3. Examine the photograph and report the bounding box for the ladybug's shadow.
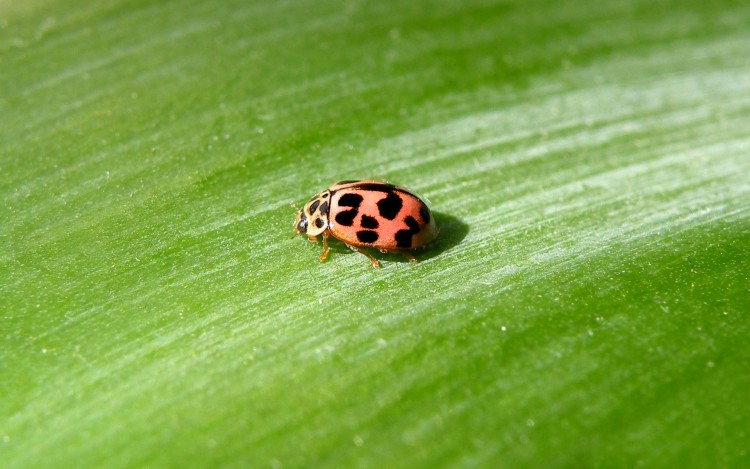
[326,211,469,264]
[417,211,469,261]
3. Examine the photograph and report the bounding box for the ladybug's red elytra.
[293,180,438,268]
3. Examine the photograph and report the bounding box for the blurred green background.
[2,0,749,467]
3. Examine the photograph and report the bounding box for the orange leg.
[399,251,418,263]
[347,244,381,268]
[318,232,330,263]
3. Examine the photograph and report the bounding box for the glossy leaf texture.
[2,0,749,467]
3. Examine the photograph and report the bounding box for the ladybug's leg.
[399,251,418,263]
[346,244,381,268]
[318,231,330,263]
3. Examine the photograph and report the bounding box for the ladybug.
[293,180,438,267]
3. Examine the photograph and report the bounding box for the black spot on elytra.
[339,193,363,208]
[360,215,379,229]
[404,215,420,232]
[334,193,362,227]
[395,216,422,248]
[309,200,320,213]
[335,211,357,226]
[394,231,412,248]
[356,230,379,243]
[419,205,430,224]
[319,201,328,215]
[314,218,324,229]
[377,192,403,220]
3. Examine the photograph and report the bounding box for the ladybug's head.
[293,208,309,235]
[293,190,330,237]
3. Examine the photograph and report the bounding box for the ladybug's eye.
[297,217,308,233]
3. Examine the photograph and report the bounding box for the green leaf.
[2,0,749,467]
